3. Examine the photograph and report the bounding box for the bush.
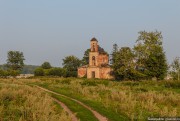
[47,68,67,77]
[34,67,67,77]
[34,67,44,76]
[66,71,77,77]
[0,69,19,78]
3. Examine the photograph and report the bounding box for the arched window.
[92,56,96,66]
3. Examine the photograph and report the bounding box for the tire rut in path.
[52,98,78,121]
[35,85,108,121]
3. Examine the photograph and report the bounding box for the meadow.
[0,78,180,121]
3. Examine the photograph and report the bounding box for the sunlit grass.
[0,78,180,120]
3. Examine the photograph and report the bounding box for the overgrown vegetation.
[22,78,180,121]
[111,30,168,80]
[0,82,72,121]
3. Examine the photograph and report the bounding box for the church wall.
[78,67,87,78]
[99,67,114,79]
[89,52,99,66]
[87,67,100,78]
[97,54,109,66]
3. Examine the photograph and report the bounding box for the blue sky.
[0,0,180,66]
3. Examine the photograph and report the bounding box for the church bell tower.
[89,38,99,67]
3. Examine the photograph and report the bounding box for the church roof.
[90,37,98,42]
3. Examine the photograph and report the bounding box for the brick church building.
[78,38,114,79]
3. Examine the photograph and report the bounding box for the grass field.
[0,78,180,121]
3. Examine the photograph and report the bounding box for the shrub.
[34,67,44,76]
[48,68,67,77]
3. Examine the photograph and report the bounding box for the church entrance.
[92,71,95,78]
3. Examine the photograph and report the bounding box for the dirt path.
[52,98,78,121]
[35,85,108,121]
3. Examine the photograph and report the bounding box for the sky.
[0,0,180,66]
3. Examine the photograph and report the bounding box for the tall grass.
[30,78,180,120]
[1,78,180,120]
[0,83,72,121]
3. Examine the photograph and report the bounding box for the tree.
[34,67,44,76]
[6,51,25,71]
[41,62,52,69]
[82,49,90,65]
[62,55,82,77]
[110,44,118,65]
[134,30,168,80]
[170,57,180,80]
[112,47,145,80]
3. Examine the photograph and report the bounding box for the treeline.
[111,30,180,81]
[1,30,179,80]
[0,51,25,77]
[111,30,167,80]
[0,65,39,74]
[34,56,82,77]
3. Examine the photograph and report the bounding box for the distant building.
[78,38,114,79]
[16,74,34,78]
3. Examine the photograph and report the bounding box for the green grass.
[51,94,99,121]
[2,78,180,120]
[38,83,129,121]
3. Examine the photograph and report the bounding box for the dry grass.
[1,78,180,120]
[0,83,72,121]
[31,78,180,120]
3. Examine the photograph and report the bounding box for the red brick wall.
[99,67,114,79]
[78,67,87,77]
[98,54,109,66]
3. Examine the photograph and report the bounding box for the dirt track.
[35,85,108,121]
[53,98,78,121]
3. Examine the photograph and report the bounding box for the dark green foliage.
[112,47,145,80]
[0,69,19,77]
[145,50,168,80]
[6,51,25,71]
[34,67,67,77]
[82,49,90,65]
[66,71,77,77]
[111,30,167,81]
[62,55,82,77]
[110,43,118,65]
[134,30,168,80]
[47,68,67,77]
[34,67,44,76]
[170,57,180,80]
[41,62,52,69]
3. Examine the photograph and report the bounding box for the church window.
[92,56,96,66]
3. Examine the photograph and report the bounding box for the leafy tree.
[34,67,44,76]
[170,57,180,80]
[134,30,168,80]
[41,62,52,69]
[112,47,145,80]
[62,55,82,77]
[110,44,118,65]
[82,49,90,65]
[6,51,25,71]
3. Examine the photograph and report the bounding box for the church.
[78,38,114,79]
